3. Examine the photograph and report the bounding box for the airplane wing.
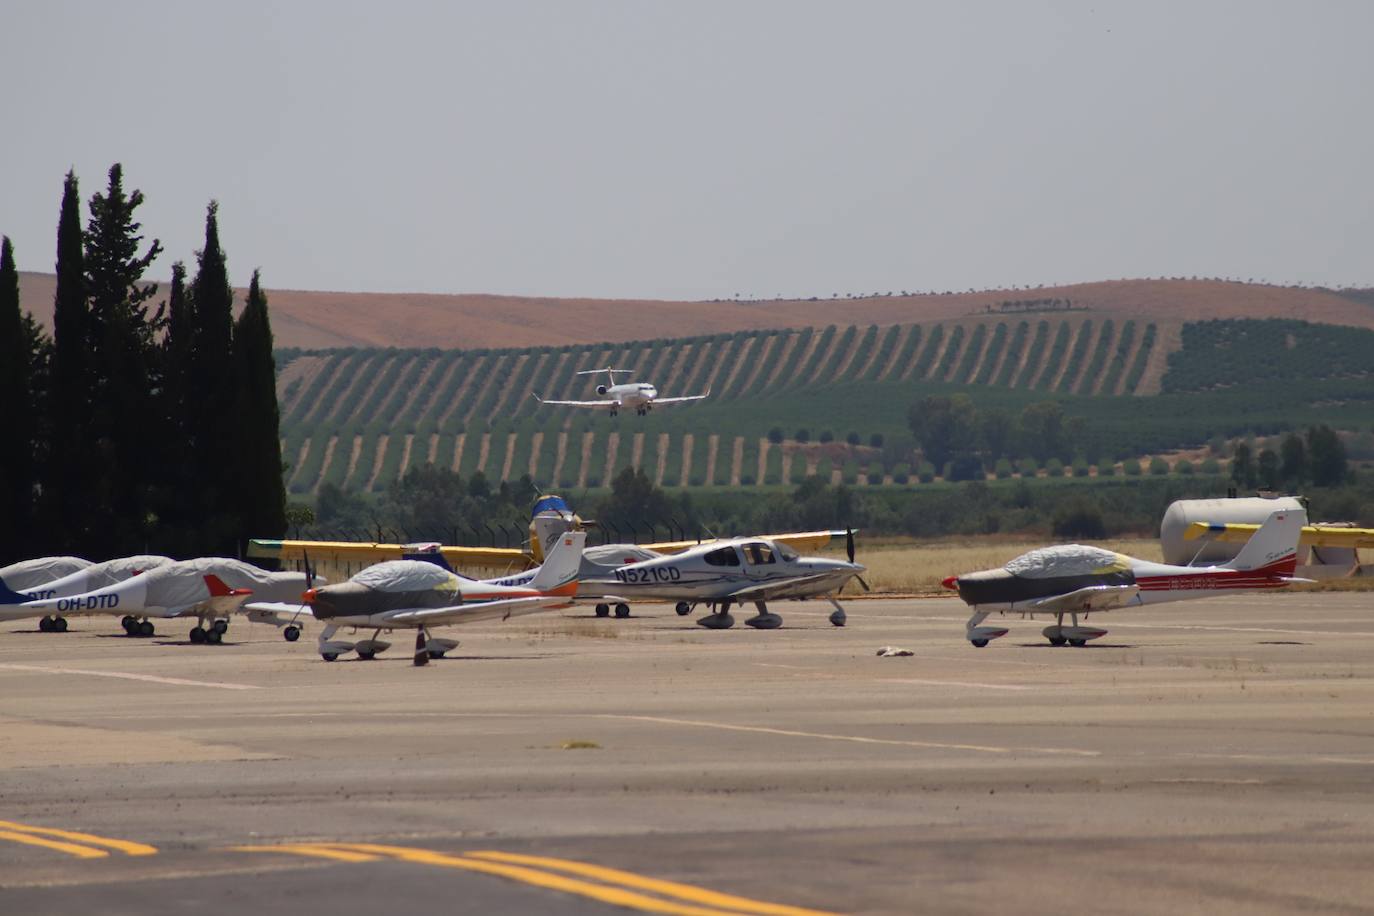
[650,394,709,406]
[247,539,531,571]
[1030,584,1139,613]
[1185,521,1374,549]
[641,529,848,555]
[531,393,618,407]
[382,595,569,626]
[719,573,841,602]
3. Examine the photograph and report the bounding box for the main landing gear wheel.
[675,601,692,617]
[205,629,222,645]
[745,613,782,629]
[613,603,630,619]
[283,625,301,642]
[39,616,54,632]
[1047,635,1067,647]
[594,604,610,618]
[970,638,989,648]
[53,616,68,632]
[122,617,137,635]
[190,626,207,644]
[321,652,339,662]
[1068,638,1087,648]
[138,620,155,638]
[697,612,735,630]
[212,619,229,635]
[357,650,375,661]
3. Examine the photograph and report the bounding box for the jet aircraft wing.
[1030,584,1140,613]
[531,394,618,407]
[649,394,709,405]
[382,595,569,626]
[1185,521,1374,549]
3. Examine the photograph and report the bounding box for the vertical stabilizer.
[530,530,585,596]
[1224,508,1306,573]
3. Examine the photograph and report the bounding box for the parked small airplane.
[250,529,586,665]
[532,367,709,416]
[1,558,319,643]
[0,556,93,594]
[0,555,174,632]
[945,508,1307,647]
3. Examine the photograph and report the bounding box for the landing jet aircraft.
[0,555,173,632]
[2,558,319,643]
[945,508,1307,647]
[532,367,709,416]
[255,530,585,665]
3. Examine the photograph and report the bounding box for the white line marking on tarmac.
[872,678,1030,691]
[0,663,261,690]
[597,714,1100,757]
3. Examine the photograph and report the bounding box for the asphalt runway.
[2,593,1374,915]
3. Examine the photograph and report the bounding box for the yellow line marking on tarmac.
[0,663,261,690]
[598,714,1100,757]
[234,843,382,863]
[0,830,108,859]
[467,850,836,916]
[0,820,157,858]
[240,842,841,916]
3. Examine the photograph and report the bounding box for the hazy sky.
[4,1,1372,300]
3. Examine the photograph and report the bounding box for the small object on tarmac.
[875,646,914,657]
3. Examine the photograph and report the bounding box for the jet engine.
[596,385,608,395]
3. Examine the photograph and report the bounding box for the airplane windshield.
[773,542,800,562]
[703,546,741,567]
[744,543,775,565]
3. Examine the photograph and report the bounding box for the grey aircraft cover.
[1004,545,1127,579]
[0,557,93,591]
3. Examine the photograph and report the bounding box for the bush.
[1017,457,1038,477]
[767,427,784,444]
[870,433,885,448]
[917,462,936,483]
[846,432,861,445]
[1097,462,1116,477]
[841,460,860,485]
[1052,500,1107,539]
[867,460,885,483]
[739,474,756,486]
[1149,457,1170,476]
[795,429,810,443]
[1122,458,1142,476]
[1072,456,1090,477]
[994,458,1014,479]
[819,430,834,443]
[891,463,911,484]
[1200,457,1221,475]
[1044,457,1065,477]
[946,454,985,482]
[1175,458,1195,475]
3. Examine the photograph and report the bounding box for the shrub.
[1149,457,1170,476]
[1200,457,1221,475]
[1122,458,1142,476]
[846,432,861,446]
[819,430,834,443]
[1097,462,1116,477]
[1072,456,1090,477]
[1017,457,1038,477]
[891,462,911,484]
[795,429,810,443]
[994,458,1014,479]
[867,460,885,482]
[767,427,784,444]
[870,433,885,448]
[841,460,860,485]
[739,474,755,486]
[1175,459,1195,475]
[1044,457,1065,477]
[918,462,936,483]
[946,454,985,482]
[1052,500,1107,538]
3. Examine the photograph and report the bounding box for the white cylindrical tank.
[1159,496,1305,566]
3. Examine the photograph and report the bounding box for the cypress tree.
[0,237,44,563]
[233,270,287,544]
[45,170,98,554]
[187,201,239,555]
[82,164,164,557]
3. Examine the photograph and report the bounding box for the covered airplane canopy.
[1005,545,1127,579]
[352,561,455,591]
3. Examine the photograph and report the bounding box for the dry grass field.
[18,272,1374,349]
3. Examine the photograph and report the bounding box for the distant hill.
[16,272,1374,349]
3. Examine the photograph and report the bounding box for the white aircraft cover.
[1005,545,1124,579]
[353,560,455,591]
[135,558,310,608]
[0,556,93,590]
[72,555,174,589]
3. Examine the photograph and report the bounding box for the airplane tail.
[1223,508,1306,575]
[529,529,585,597]
[0,576,31,606]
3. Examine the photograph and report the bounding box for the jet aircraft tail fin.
[1223,508,1306,575]
[529,529,585,597]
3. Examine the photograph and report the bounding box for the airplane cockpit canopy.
[1004,545,1126,579]
[772,541,801,562]
[353,560,455,592]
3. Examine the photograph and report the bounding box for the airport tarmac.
[2,593,1373,915]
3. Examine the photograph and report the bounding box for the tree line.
[0,165,285,564]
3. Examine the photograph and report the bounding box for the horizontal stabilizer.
[204,574,253,598]
[1031,584,1139,613]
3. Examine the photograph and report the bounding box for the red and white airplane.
[945,508,1307,647]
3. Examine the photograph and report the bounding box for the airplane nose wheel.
[675,601,692,616]
[283,625,301,642]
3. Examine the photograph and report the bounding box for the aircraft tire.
[1047,635,1067,646]
[697,612,735,630]
[122,617,137,635]
[212,619,229,635]
[970,639,989,648]
[1068,638,1087,648]
[190,627,207,644]
[594,604,610,618]
[138,620,155,638]
[321,653,338,662]
[38,617,52,633]
[828,609,847,627]
[205,629,222,645]
[614,603,630,618]
[283,626,301,642]
[357,650,375,661]
[745,613,782,630]
[54,616,68,632]
[428,650,446,659]
[675,602,692,617]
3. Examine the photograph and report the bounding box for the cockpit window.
[774,542,800,562]
[744,542,775,565]
[703,546,741,567]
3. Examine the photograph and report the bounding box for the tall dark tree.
[150,261,197,548]
[1279,432,1307,487]
[82,164,163,557]
[186,202,240,555]
[1306,425,1348,488]
[1230,441,1256,490]
[233,270,287,544]
[0,237,48,563]
[45,171,98,554]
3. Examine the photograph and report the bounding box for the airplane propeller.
[845,527,871,592]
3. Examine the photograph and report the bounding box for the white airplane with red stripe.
[945,508,1307,647]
